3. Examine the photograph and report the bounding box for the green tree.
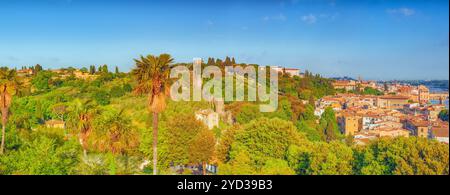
[80,67,88,73]
[31,71,54,91]
[207,58,215,66]
[216,125,240,163]
[93,90,110,105]
[231,57,236,65]
[260,159,295,175]
[189,129,216,175]
[287,141,353,175]
[34,64,43,73]
[353,137,449,175]
[235,104,262,124]
[229,117,307,168]
[300,104,316,121]
[296,120,322,142]
[324,122,337,142]
[89,65,96,74]
[115,66,120,74]
[267,98,293,121]
[438,109,449,122]
[215,59,223,67]
[123,83,132,93]
[132,54,173,175]
[67,99,99,157]
[362,87,383,96]
[110,86,125,98]
[224,56,232,66]
[165,114,206,166]
[219,150,256,175]
[319,107,342,142]
[0,136,81,175]
[89,108,139,155]
[101,64,108,73]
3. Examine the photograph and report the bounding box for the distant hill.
[384,80,449,92]
[329,76,357,81]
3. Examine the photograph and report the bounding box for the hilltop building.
[195,109,219,130]
[17,68,34,76]
[270,66,301,77]
[332,80,357,91]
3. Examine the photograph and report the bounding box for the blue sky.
[0,0,448,80]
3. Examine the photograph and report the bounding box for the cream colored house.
[284,68,300,77]
[376,95,409,109]
[45,119,65,129]
[418,85,430,105]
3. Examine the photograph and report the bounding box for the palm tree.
[68,99,99,157]
[90,108,139,155]
[132,54,173,175]
[0,67,21,154]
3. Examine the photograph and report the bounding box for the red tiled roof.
[379,95,409,100]
[431,127,449,138]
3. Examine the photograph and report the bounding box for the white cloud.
[301,14,317,24]
[262,13,287,22]
[319,13,339,20]
[387,8,415,16]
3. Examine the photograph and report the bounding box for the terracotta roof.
[408,119,430,127]
[431,127,449,138]
[333,80,356,86]
[379,95,409,100]
[17,69,33,73]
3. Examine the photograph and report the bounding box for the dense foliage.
[0,61,448,175]
[439,109,449,122]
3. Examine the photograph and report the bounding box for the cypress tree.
[207,58,215,66]
[224,56,232,66]
[102,64,108,73]
[215,59,223,67]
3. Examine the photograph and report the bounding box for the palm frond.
[131,54,174,113]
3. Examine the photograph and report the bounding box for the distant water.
[430,100,449,109]
[425,84,448,93]
[429,87,449,93]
